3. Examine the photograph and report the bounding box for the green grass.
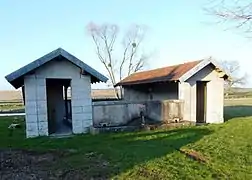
[1,114,252,179]
[224,98,252,121]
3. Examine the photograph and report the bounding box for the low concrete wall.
[92,100,184,127]
[146,100,184,123]
[92,101,145,127]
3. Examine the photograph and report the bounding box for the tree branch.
[86,22,149,99]
[219,60,247,90]
[205,0,252,34]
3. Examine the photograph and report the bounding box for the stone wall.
[146,100,184,123]
[92,101,145,127]
[71,75,93,133]
[24,75,48,138]
[92,100,184,127]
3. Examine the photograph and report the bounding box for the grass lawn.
[1,112,252,179]
[224,98,252,121]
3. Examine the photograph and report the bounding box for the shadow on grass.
[68,127,213,178]
[0,117,213,179]
[224,106,252,121]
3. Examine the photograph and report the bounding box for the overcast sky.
[1,0,252,90]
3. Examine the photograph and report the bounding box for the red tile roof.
[116,60,202,86]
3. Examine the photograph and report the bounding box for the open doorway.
[196,81,208,123]
[46,78,72,135]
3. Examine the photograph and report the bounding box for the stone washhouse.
[5,48,108,138]
[116,58,231,124]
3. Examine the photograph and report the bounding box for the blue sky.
[1,0,252,90]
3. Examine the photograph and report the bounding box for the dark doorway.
[46,78,72,135]
[196,81,207,123]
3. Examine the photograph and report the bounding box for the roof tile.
[116,60,202,86]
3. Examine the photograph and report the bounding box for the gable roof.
[5,48,108,89]
[116,58,230,86]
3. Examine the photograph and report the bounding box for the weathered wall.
[150,82,178,100]
[24,60,92,138]
[146,100,184,122]
[178,82,191,121]
[24,75,48,138]
[123,82,179,101]
[92,101,145,127]
[179,64,224,123]
[92,100,184,127]
[123,87,148,101]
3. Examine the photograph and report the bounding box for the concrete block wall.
[24,75,48,138]
[71,74,92,133]
[24,60,93,137]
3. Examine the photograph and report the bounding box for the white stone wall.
[179,64,224,123]
[24,75,48,138]
[178,82,191,121]
[71,75,92,133]
[24,60,92,138]
[205,75,224,123]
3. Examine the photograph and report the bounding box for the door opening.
[46,78,72,135]
[196,81,207,123]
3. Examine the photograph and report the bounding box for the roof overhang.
[115,78,178,87]
[5,48,108,89]
[178,58,232,82]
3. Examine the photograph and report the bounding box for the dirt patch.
[178,148,209,163]
[0,149,110,180]
[0,149,66,179]
[142,121,195,131]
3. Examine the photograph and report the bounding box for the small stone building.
[5,48,108,138]
[116,58,230,124]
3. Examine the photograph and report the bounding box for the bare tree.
[205,0,252,35]
[86,22,149,98]
[220,60,247,93]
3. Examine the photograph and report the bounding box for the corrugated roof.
[116,60,202,86]
[5,48,108,89]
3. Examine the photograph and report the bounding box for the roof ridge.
[115,59,204,86]
[129,59,203,76]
